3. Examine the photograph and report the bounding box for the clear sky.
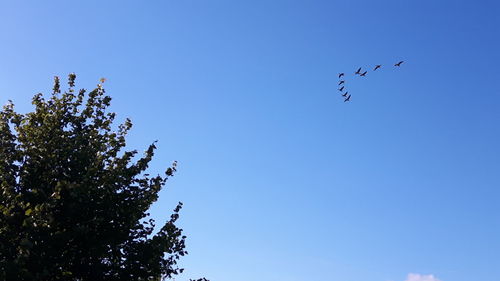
[1,1,499,281]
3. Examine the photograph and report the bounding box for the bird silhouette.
[344,94,351,102]
[360,71,367,76]
[342,92,349,97]
[395,61,404,66]
[355,67,362,75]
[338,86,345,91]
[338,73,345,78]
[338,80,345,85]
[374,65,381,71]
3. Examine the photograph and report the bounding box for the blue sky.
[1,1,499,281]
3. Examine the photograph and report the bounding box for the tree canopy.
[0,74,205,281]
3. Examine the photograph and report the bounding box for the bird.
[374,65,381,71]
[338,80,345,85]
[355,67,362,75]
[344,94,351,102]
[360,71,367,76]
[342,92,349,97]
[338,73,345,78]
[338,86,345,91]
[395,61,404,67]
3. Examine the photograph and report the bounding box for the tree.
[0,74,206,281]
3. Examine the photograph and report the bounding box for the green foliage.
[0,74,202,281]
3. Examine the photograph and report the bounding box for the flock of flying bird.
[337,60,404,102]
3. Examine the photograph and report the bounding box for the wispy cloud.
[406,273,441,281]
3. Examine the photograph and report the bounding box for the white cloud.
[406,273,441,281]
